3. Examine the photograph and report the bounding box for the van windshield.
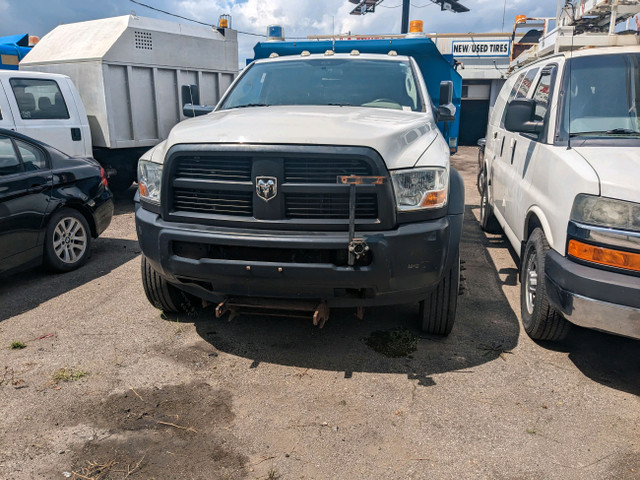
[219,58,423,112]
[559,53,640,139]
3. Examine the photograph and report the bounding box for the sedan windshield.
[219,58,423,112]
[559,53,640,138]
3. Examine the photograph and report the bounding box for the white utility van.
[480,45,640,341]
[0,70,91,157]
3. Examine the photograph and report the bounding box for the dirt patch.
[365,329,418,358]
[65,382,248,479]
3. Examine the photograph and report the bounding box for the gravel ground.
[0,147,638,479]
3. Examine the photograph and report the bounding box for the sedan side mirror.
[436,80,456,122]
[504,98,543,134]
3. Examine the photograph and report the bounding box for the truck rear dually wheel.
[419,251,459,336]
[141,255,197,314]
[520,228,570,341]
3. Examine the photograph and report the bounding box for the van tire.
[419,251,459,336]
[479,179,501,234]
[44,208,92,272]
[520,229,571,341]
[141,255,197,314]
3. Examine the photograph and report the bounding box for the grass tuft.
[10,341,26,350]
[53,367,89,383]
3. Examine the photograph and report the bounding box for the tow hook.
[349,239,370,260]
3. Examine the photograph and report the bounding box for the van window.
[16,140,46,170]
[500,68,538,127]
[0,137,21,176]
[532,72,552,122]
[9,78,70,120]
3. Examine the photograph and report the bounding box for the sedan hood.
[164,105,447,170]
[574,146,640,203]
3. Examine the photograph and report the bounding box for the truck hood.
[164,105,447,170]
[574,146,640,203]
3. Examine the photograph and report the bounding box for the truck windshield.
[559,53,640,139]
[219,58,423,112]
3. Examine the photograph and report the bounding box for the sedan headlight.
[138,159,163,204]
[571,194,640,231]
[391,167,448,211]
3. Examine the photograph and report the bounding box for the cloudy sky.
[1,0,561,63]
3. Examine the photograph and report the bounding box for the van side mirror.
[504,98,543,134]
[181,84,200,107]
[436,80,456,122]
[182,104,215,117]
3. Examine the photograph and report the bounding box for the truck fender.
[448,167,465,216]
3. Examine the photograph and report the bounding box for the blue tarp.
[0,34,32,70]
[252,37,462,152]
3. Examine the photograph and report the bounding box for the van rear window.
[9,78,70,120]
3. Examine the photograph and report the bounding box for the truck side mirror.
[183,104,215,117]
[504,98,543,134]
[181,84,200,107]
[436,81,456,122]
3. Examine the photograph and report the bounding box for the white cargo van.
[479,44,640,341]
[0,70,91,157]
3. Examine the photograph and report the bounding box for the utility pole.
[401,0,410,33]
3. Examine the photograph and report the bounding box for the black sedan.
[0,128,114,276]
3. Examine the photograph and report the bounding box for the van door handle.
[510,140,517,164]
[71,127,82,141]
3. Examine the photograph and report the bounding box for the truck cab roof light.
[269,52,279,58]
[325,50,335,56]
[350,50,360,56]
[301,50,311,57]
[409,20,423,33]
[388,50,398,56]
[267,25,284,41]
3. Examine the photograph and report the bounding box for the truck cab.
[0,70,91,158]
[135,52,465,334]
[480,45,640,341]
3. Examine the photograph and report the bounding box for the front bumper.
[135,204,463,307]
[545,250,640,339]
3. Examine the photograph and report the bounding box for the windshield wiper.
[231,103,270,109]
[326,103,356,107]
[570,128,640,137]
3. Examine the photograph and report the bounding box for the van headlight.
[571,194,640,231]
[391,167,448,211]
[138,159,163,204]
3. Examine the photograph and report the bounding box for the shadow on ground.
[179,203,522,386]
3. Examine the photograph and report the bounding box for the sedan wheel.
[44,208,92,272]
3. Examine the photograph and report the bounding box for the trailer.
[20,15,238,189]
[251,27,462,153]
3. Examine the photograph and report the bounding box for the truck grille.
[285,193,378,219]
[166,147,392,230]
[173,188,253,216]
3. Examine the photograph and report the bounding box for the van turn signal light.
[568,239,640,273]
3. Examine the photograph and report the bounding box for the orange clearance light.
[515,15,527,24]
[420,189,447,208]
[568,240,640,273]
[28,35,39,46]
[409,20,423,33]
[219,18,228,28]
[139,182,149,197]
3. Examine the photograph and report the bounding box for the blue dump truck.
[252,31,462,153]
[0,34,33,70]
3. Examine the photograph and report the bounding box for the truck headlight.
[571,194,640,231]
[391,167,448,211]
[138,159,163,204]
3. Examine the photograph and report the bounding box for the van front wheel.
[520,228,570,341]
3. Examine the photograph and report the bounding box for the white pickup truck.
[479,46,640,341]
[135,52,466,333]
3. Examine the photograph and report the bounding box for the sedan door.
[0,135,52,274]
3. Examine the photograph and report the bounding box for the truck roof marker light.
[388,50,398,56]
[28,35,40,46]
[269,52,279,58]
[301,50,311,57]
[218,14,231,28]
[267,25,285,41]
[568,239,640,273]
[350,50,360,56]
[515,15,527,24]
[325,50,335,56]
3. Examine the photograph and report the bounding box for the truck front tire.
[520,229,570,341]
[419,250,459,336]
[141,255,197,314]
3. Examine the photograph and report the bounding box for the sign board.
[452,40,511,57]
